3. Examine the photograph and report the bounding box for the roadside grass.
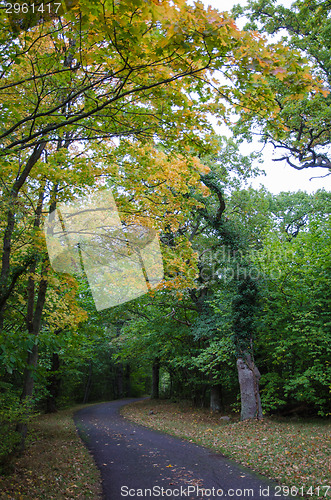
[0,405,102,499]
[122,399,331,500]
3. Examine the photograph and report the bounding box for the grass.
[121,399,331,500]
[0,405,102,499]
[1,399,329,499]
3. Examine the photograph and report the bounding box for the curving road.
[74,399,288,500]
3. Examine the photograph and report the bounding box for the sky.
[195,0,331,194]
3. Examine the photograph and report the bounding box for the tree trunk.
[15,180,48,449]
[193,384,208,408]
[237,353,263,420]
[169,370,173,398]
[116,363,124,399]
[46,353,61,413]
[16,343,39,445]
[124,364,131,397]
[16,278,48,447]
[0,143,46,324]
[151,357,160,399]
[210,384,222,413]
[83,360,92,404]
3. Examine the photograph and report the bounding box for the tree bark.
[151,357,160,399]
[0,143,46,329]
[16,270,48,448]
[169,370,174,398]
[124,364,131,397]
[46,353,61,413]
[16,182,48,448]
[116,363,124,399]
[237,353,263,420]
[210,384,222,413]
[83,360,92,404]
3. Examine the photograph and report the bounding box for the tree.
[224,187,331,415]
[112,151,266,416]
[191,167,264,419]
[251,211,331,415]
[3,0,309,322]
[0,0,324,450]
[235,0,331,174]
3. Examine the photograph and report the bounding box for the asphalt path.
[74,399,289,500]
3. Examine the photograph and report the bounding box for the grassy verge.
[0,405,102,499]
[122,399,331,500]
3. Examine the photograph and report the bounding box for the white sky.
[197,0,331,194]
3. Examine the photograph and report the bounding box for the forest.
[0,0,330,472]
